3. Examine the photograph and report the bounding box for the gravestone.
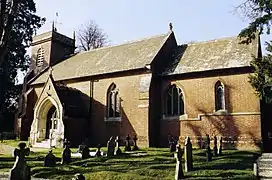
[114,136,122,156]
[95,144,102,157]
[213,136,218,157]
[218,136,223,155]
[169,135,177,152]
[175,144,184,180]
[44,149,56,167]
[107,136,115,157]
[81,146,90,159]
[78,144,85,154]
[205,134,212,162]
[184,136,193,172]
[61,144,72,164]
[125,134,131,151]
[72,173,85,180]
[63,138,69,148]
[132,135,139,151]
[9,142,31,180]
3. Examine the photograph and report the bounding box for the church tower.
[30,26,75,75]
[15,27,76,140]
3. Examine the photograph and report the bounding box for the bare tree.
[0,0,21,69]
[76,20,108,51]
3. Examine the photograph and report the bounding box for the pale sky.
[17,0,270,83]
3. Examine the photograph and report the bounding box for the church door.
[45,106,57,139]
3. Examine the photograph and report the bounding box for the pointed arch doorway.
[30,96,64,148]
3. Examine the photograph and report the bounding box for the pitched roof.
[162,36,259,75]
[30,32,172,85]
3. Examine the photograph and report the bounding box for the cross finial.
[169,22,173,31]
[51,12,61,32]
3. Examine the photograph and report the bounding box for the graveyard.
[0,140,260,180]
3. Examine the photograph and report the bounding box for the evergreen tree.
[0,1,45,131]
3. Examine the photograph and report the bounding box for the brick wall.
[89,72,151,147]
[159,73,262,150]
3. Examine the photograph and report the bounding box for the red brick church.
[15,24,272,152]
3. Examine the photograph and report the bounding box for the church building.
[15,24,271,151]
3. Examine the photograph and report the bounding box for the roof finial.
[73,31,76,41]
[169,22,173,31]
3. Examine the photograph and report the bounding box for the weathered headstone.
[9,142,31,180]
[107,136,115,157]
[132,135,139,151]
[205,134,212,162]
[175,144,184,180]
[72,173,85,180]
[213,136,218,157]
[184,136,193,172]
[95,144,102,157]
[169,135,177,152]
[218,136,223,155]
[114,136,122,156]
[81,146,90,159]
[63,138,69,148]
[125,134,131,151]
[44,149,56,167]
[61,144,72,164]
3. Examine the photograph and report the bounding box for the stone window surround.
[105,83,121,122]
[164,84,185,117]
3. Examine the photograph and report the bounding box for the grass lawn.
[0,141,260,180]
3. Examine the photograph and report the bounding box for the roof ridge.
[77,32,171,55]
[184,35,240,46]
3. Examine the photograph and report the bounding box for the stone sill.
[162,114,188,121]
[213,109,228,115]
[104,117,122,122]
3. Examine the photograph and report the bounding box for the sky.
[17,0,270,83]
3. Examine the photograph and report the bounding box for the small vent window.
[36,48,45,67]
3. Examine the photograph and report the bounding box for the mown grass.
[0,141,260,180]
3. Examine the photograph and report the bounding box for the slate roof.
[163,36,259,75]
[30,32,172,85]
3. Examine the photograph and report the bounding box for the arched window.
[165,84,184,116]
[215,81,225,111]
[107,83,120,118]
[36,48,45,68]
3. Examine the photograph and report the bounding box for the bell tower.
[30,24,75,75]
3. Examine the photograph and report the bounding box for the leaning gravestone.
[125,134,131,151]
[213,136,218,157]
[114,136,122,156]
[95,144,102,157]
[44,149,56,167]
[81,146,90,160]
[9,142,31,180]
[107,136,115,157]
[72,173,85,180]
[184,136,193,172]
[132,135,139,151]
[218,136,223,155]
[175,144,184,180]
[61,144,72,164]
[205,134,212,162]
